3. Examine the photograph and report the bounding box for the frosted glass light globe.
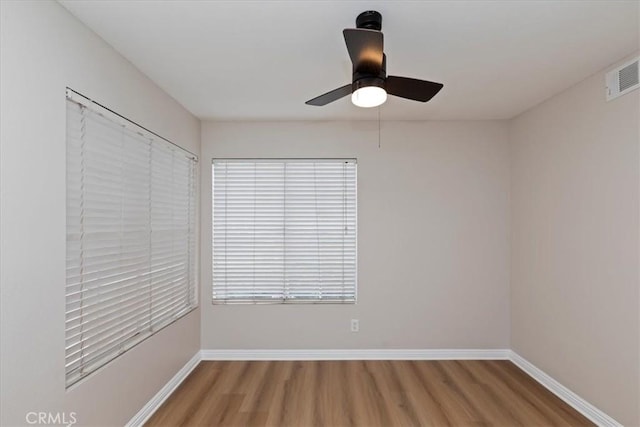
[351,86,387,108]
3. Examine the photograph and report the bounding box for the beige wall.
[510,55,640,426]
[200,120,511,350]
[0,2,200,426]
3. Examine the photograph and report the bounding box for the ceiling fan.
[306,10,443,108]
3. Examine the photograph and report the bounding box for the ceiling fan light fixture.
[351,86,387,108]
[305,11,443,107]
[351,79,387,108]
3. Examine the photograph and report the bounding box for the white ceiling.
[59,1,639,121]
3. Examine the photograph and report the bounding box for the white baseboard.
[200,348,510,360]
[125,351,201,427]
[509,351,622,427]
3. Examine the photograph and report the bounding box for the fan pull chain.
[378,106,381,149]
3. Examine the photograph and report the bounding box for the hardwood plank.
[144,362,221,427]
[145,360,594,427]
[412,360,482,426]
[489,360,592,426]
[346,360,393,426]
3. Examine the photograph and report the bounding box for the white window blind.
[65,91,198,387]
[212,159,357,303]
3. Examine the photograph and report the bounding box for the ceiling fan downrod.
[356,10,382,31]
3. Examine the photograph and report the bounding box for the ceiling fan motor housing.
[356,11,382,31]
[352,76,385,93]
[353,53,387,84]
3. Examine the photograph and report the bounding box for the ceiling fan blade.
[386,76,443,102]
[305,84,352,106]
[343,28,383,74]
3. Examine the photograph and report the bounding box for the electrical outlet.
[350,319,359,333]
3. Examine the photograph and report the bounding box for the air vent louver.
[606,57,640,101]
[618,60,638,91]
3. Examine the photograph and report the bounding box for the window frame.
[211,158,358,304]
[65,88,199,388]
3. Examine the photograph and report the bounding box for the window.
[212,159,357,303]
[65,90,198,387]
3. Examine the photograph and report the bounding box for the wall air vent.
[606,57,639,101]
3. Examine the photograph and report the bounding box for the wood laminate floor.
[145,360,593,427]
